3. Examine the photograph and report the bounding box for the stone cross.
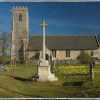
[40,20,48,60]
[32,20,58,81]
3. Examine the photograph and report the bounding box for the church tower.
[11,6,29,61]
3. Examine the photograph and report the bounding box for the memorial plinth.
[33,20,58,81]
[37,59,58,81]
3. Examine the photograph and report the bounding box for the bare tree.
[0,31,10,63]
[1,31,10,56]
[0,17,4,33]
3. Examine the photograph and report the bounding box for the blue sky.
[0,2,100,35]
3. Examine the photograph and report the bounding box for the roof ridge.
[29,34,96,37]
[46,34,95,37]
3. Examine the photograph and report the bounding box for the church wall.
[53,50,98,60]
[27,49,100,61]
[85,50,99,59]
[56,50,80,60]
[55,50,66,60]
[53,50,81,60]
[70,50,80,60]
[27,51,39,59]
[91,49,100,59]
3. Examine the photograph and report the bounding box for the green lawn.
[0,65,100,98]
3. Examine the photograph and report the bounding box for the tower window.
[19,13,22,21]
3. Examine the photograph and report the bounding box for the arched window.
[19,13,22,21]
[66,50,70,57]
[91,50,94,56]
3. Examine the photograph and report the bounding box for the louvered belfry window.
[19,13,22,21]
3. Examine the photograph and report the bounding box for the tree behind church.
[0,31,10,63]
[77,51,92,64]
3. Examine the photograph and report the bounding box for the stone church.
[11,6,100,63]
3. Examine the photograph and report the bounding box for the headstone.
[52,60,55,68]
[33,20,58,81]
[0,65,3,72]
[92,61,95,68]
[90,62,94,81]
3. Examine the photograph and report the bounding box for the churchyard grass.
[0,65,100,98]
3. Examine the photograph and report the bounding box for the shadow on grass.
[9,75,31,82]
[0,86,45,98]
[63,81,84,86]
[1,74,32,82]
[0,74,45,97]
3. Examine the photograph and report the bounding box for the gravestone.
[51,60,55,70]
[0,65,3,72]
[90,62,95,81]
[34,20,58,81]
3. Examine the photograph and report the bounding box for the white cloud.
[87,25,100,29]
[47,19,81,28]
[47,19,64,27]
[30,17,100,31]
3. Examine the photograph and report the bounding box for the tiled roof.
[97,35,100,43]
[27,35,99,51]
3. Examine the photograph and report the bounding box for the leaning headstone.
[90,62,94,81]
[92,61,95,68]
